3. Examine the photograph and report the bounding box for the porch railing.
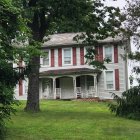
[75,86,96,98]
[86,86,96,98]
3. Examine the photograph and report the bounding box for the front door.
[60,77,74,99]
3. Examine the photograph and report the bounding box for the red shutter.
[114,45,118,63]
[51,49,54,67]
[99,46,103,62]
[58,48,62,66]
[115,69,120,90]
[95,46,103,62]
[95,47,99,61]
[73,47,77,65]
[80,47,84,65]
[19,79,23,96]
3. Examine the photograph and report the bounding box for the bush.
[108,86,140,120]
[0,83,18,139]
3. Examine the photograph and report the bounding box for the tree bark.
[24,0,46,112]
[24,56,40,112]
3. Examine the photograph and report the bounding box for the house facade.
[14,33,130,100]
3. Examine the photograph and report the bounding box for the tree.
[109,86,140,120]
[123,0,140,84]
[21,0,122,112]
[108,0,140,120]
[0,0,26,139]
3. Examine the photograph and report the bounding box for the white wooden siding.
[98,46,127,99]
[16,44,128,100]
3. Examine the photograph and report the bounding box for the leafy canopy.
[20,0,123,112]
[0,0,26,139]
[21,0,122,67]
[123,0,140,85]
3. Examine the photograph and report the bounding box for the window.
[87,76,94,89]
[105,71,114,90]
[104,46,113,62]
[85,46,94,64]
[43,51,50,66]
[63,48,72,65]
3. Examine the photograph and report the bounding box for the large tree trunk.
[24,56,40,112]
[24,0,47,112]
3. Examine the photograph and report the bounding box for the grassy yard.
[6,100,140,140]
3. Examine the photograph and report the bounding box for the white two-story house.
[14,33,130,100]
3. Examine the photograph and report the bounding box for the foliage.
[84,47,111,70]
[109,86,140,120]
[123,0,140,84]
[0,0,25,139]
[113,0,140,120]
[21,0,123,112]
[0,84,19,139]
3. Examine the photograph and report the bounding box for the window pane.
[43,58,49,65]
[86,76,94,89]
[107,84,113,89]
[106,71,113,89]
[43,52,49,65]
[105,47,112,61]
[64,57,71,64]
[64,48,71,64]
[64,49,71,57]
[106,72,113,81]
[85,47,93,63]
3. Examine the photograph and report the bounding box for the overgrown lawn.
[6,100,140,140]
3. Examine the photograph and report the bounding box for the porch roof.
[40,68,101,76]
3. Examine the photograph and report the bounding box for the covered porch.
[39,68,101,99]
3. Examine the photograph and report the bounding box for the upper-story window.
[84,46,94,64]
[63,48,72,65]
[105,70,114,90]
[42,50,50,66]
[104,46,114,62]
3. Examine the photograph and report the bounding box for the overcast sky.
[104,0,126,10]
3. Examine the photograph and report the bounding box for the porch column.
[73,76,77,98]
[94,74,98,97]
[53,77,56,99]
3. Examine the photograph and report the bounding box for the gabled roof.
[43,33,125,47]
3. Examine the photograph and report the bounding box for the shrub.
[0,83,18,139]
[108,86,140,120]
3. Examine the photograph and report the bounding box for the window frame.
[103,45,114,63]
[62,47,73,66]
[104,70,115,90]
[41,50,51,67]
